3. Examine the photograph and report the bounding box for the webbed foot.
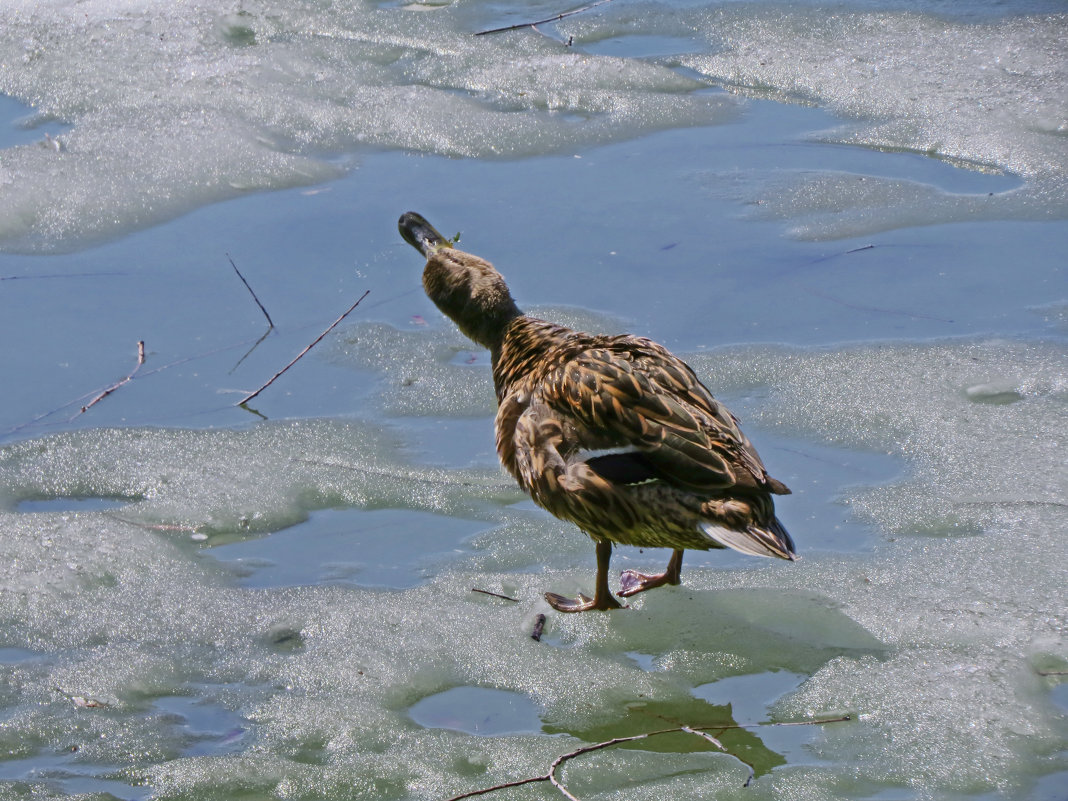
[617,569,680,597]
[617,549,684,598]
[544,591,623,613]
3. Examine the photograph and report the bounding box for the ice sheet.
[0,1,1063,798]
[1,334,1063,798]
[674,7,1068,238]
[0,0,735,252]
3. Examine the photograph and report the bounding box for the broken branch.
[443,714,851,800]
[446,775,547,799]
[471,588,519,603]
[0,271,124,281]
[549,732,651,800]
[237,290,369,406]
[74,341,146,417]
[227,253,275,329]
[474,0,615,36]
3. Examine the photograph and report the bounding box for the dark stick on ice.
[471,588,519,603]
[474,0,615,36]
[0,271,125,281]
[810,243,877,264]
[445,775,548,799]
[5,335,270,437]
[442,715,852,800]
[530,613,546,641]
[237,290,370,406]
[75,341,146,417]
[227,253,275,329]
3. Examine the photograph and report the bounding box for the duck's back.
[491,316,790,550]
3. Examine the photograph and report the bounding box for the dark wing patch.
[539,336,786,494]
[585,451,659,485]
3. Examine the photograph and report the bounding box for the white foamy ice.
[0,334,1064,797]
[3,2,1061,251]
[0,1,734,252]
[688,338,1067,794]
[677,8,1068,238]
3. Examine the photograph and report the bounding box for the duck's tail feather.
[698,516,797,561]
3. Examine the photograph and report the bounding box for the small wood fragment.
[76,341,146,416]
[474,0,615,36]
[531,613,546,641]
[53,687,109,708]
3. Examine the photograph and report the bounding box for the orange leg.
[545,540,624,612]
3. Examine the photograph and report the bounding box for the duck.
[398,211,796,612]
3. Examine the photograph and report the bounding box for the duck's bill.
[398,211,450,256]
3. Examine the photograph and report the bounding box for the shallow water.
[0,1,1065,799]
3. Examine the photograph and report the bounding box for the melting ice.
[2,1,1064,251]
[0,0,733,252]
[0,1,1065,800]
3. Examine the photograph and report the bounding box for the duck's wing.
[540,337,788,495]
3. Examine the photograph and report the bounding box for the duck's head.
[398,212,521,349]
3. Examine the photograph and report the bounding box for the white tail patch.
[698,521,794,560]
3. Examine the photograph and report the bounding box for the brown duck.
[399,212,796,612]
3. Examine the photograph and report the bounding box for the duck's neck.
[491,316,572,401]
[448,304,518,353]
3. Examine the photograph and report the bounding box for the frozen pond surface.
[0,1,1065,799]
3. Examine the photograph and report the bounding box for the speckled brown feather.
[493,317,793,553]
[398,211,796,610]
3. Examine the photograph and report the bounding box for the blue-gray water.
[0,1,1064,799]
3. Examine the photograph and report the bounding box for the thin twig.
[237,290,369,406]
[549,733,651,799]
[689,725,755,786]
[227,253,274,329]
[446,775,548,800]
[471,588,519,603]
[681,725,726,751]
[4,335,273,437]
[443,715,851,800]
[0,271,125,281]
[653,714,755,782]
[74,341,146,417]
[474,0,615,36]
[809,243,877,264]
